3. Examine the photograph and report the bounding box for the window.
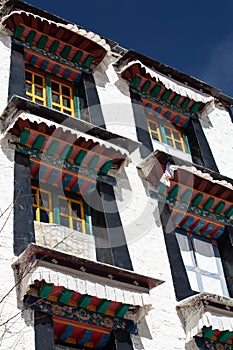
[25,70,46,105]
[147,118,188,152]
[32,186,86,233]
[59,196,86,233]
[25,68,76,117]
[176,231,229,297]
[32,187,53,223]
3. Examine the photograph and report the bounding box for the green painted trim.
[46,73,52,108]
[141,80,151,94]
[13,38,92,74]
[161,89,172,102]
[75,149,87,165]
[52,191,60,224]
[74,85,81,119]
[58,289,74,304]
[14,24,25,39]
[160,124,167,144]
[61,45,72,59]
[191,193,203,206]
[20,129,30,144]
[171,94,181,106]
[50,40,59,53]
[214,201,225,214]
[150,84,162,98]
[96,300,111,314]
[203,197,215,211]
[32,134,45,151]
[26,30,36,44]
[190,102,201,113]
[183,134,191,154]
[47,140,60,155]
[37,35,48,49]
[39,283,53,298]
[168,184,180,199]
[78,295,92,308]
[217,330,233,343]
[115,304,130,318]
[60,145,73,161]
[100,160,113,175]
[83,55,94,68]
[88,155,100,169]
[181,98,191,109]
[225,205,233,219]
[180,189,192,203]
[131,75,142,89]
[72,50,83,63]
[203,327,216,339]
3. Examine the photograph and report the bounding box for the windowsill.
[34,221,96,261]
[151,140,192,162]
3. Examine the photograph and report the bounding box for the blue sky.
[26,0,233,97]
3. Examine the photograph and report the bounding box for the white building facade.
[0,1,233,350]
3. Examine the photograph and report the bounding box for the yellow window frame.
[147,119,162,142]
[25,69,46,106]
[163,125,186,152]
[50,79,75,116]
[32,186,53,223]
[58,196,86,233]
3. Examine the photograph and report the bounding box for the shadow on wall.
[132,316,153,349]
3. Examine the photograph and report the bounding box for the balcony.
[34,221,96,261]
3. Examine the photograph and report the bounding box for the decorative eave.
[1,95,140,155]
[116,50,233,108]
[177,292,233,344]
[1,96,140,192]
[12,244,163,347]
[138,151,233,239]
[120,60,213,107]
[12,243,163,325]
[1,10,111,65]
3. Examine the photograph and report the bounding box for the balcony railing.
[34,222,96,261]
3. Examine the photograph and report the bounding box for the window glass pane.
[149,121,158,132]
[26,83,32,94]
[166,138,173,147]
[62,85,70,96]
[71,201,81,219]
[35,75,43,86]
[176,232,194,266]
[60,216,69,228]
[192,238,219,274]
[62,97,71,108]
[32,188,37,205]
[39,191,49,209]
[174,141,183,151]
[52,93,60,104]
[173,130,180,140]
[59,198,69,214]
[73,220,82,232]
[164,127,172,137]
[40,209,49,223]
[201,275,223,296]
[25,71,32,81]
[35,87,43,97]
[51,82,59,92]
[33,207,36,221]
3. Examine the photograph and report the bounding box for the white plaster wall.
[200,103,233,178]
[114,161,186,349]
[0,138,35,350]
[94,62,138,142]
[95,62,186,348]
[0,31,11,116]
